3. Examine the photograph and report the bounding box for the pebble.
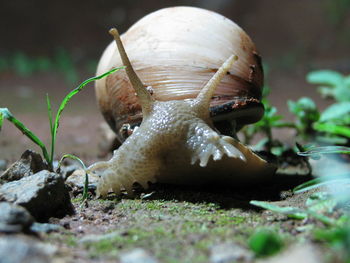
[65,169,99,193]
[210,242,253,263]
[0,150,47,182]
[0,170,74,222]
[30,222,63,233]
[120,248,158,263]
[258,243,323,263]
[0,236,55,263]
[0,202,34,234]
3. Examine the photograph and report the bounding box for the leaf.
[57,154,89,204]
[307,70,343,87]
[250,200,307,219]
[46,94,53,134]
[306,192,337,213]
[315,135,348,145]
[313,122,350,138]
[293,173,350,193]
[50,67,125,164]
[0,111,3,131]
[297,145,350,158]
[320,102,350,122]
[0,108,50,165]
[248,229,283,257]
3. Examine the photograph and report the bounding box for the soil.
[0,72,345,262]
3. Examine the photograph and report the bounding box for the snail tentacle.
[109,28,154,115]
[193,55,238,114]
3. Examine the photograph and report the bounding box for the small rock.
[120,248,158,263]
[65,169,99,194]
[0,159,7,171]
[0,202,34,233]
[258,243,323,263]
[53,159,81,180]
[0,170,74,222]
[210,242,253,263]
[0,236,55,263]
[1,150,48,182]
[30,222,63,233]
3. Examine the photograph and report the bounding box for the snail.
[88,7,276,197]
[95,6,264,142]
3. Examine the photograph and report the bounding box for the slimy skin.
[87,28,275,197]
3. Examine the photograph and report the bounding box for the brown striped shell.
[95,6,264,142]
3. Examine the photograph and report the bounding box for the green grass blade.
[293,173,350,193]
[298,146,350,158]
[313,122,350,138]
[0,111,3,131]
[46,94,53,134]
[57,154,89,203]
[0,108,50,166]
[50,67,124,164]
[250,200,307,219]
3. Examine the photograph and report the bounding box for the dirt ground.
[0,71,344,262]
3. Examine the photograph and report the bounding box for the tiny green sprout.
[0,111,4,131]
[248,229,283,257]
[57,154,89,204]
[288,97,320,139]
[0,67,124,171]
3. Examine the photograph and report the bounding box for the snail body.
[88,21,275,196]
[96,6,264,142]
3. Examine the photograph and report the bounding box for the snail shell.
[96,6,264,142]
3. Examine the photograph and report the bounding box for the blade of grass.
[293,172,350,193]
[46,93,53,134]
[250,200,336,226]
[0,108,50,167]
[313,122,350,138]
[298,146,350,159]
[294,178,350,193]
[57,154,89,203]
[50,67,124,164]
[0,111,3,131]
[250,200,307,219]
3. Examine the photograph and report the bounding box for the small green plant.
[287,97,320,139]
[241,85,293,153]
[57,154,89,204]
[0,67,123,171]
[313,219,350,263]
[248,229,284,257]
[276,69,350,145]
[307,70,350,102]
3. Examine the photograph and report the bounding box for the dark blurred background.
[1,0,349,69]
[0,0,349,160]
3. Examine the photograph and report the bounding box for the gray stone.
[0,236,55,263]
[210,242,253,263]
[0,170,74,222]
[258,243,323,263]
[1,150,48,182]
[65,169,99,193]
[30,222,63,233]
[0,202,34,233]
[120,248,158,263]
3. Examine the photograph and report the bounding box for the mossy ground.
[43,180,334,263]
